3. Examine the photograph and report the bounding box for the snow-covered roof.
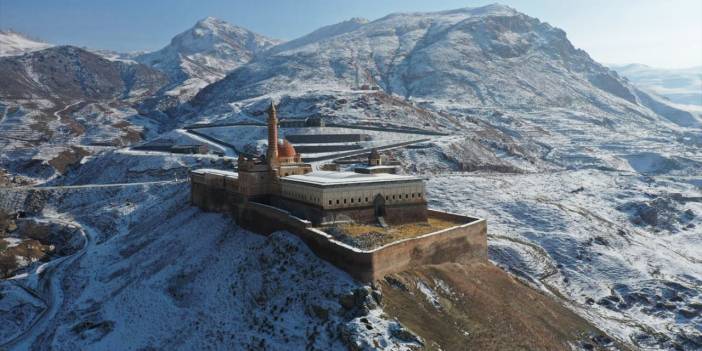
[357,165,397,170]
[281,171,420,186]
[191,168,238,178]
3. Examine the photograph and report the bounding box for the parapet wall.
[190,170,487,282]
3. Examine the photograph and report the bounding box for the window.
[392,195,395,200]
[365,197,368,202]
[329,200,332,205]
[344,199,347,204]
[385,196,388,200]
[411,193,415,198]
[406,194,409,199]
[351,198,354,203]
[337,200,340,204]
[358,198,361,203]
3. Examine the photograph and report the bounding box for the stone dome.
[278,139,297,157]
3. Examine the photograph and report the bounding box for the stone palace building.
[193,102,428,226]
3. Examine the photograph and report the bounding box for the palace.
[189,101,487,282]
[226,102,427,225]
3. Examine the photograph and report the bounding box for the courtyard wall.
[191,170,487,282]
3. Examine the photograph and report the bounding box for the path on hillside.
[0,218,94,349]
[7,179,187,191]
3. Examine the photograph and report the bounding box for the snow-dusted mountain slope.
[0,46,167,102]
[136,17,280,99]
[611,63,702,112]
[192,4,698,128]
[267,17,369,55]
[2,4,701,350]
[0,46,171,180]
[0,31,52,57]
[0,182,424,350]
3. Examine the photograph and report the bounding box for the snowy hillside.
[1,3,701,350]
[0,31,52,57]
[136,17,280,99]
[611,63,702,114]
[192,4,697,129]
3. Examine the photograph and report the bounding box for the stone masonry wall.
[190,172,487,282]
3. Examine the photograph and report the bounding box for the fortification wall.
[190,171,487,282]
[369,214,487,281]
[270,196,427,225]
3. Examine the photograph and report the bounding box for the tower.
[266,101,279,168]
[368,148,381,166]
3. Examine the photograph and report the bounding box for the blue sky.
[1,0,700,68]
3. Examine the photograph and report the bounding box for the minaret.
[266,101,279,168]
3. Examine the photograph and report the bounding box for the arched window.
[329,200,332,205]
[337,199,340,204]
[344,199,347,204]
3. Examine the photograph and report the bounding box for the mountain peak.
[0,30,52,57]
[194,16,233,31]
[135,17,280,99]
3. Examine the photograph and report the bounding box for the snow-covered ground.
[0,182,421,350]
[426,169,701,349]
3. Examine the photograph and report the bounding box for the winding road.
[1,219,93,349]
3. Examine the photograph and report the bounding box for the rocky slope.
[0,46,167,102]
[0,46,170,179]
[136,17,280,99]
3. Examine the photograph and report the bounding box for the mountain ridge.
[135,16,281,99]
[190,4,698,128]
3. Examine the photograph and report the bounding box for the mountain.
[267,17,368,55]
[193,4,698,127]
[1,5,701,350]
[0,31,52,57]
[610,63,702,112]
[136,17,280,99]
[0,46,167,102]
[0,46,169,172]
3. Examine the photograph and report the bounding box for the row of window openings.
[328,193,422,206]
[285,191,319,203]
[284,191,423,204]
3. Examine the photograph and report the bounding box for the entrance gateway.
[373,193,385,218]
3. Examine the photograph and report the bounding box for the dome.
[278,139,297,157]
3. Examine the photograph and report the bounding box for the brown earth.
[379,262,621,351]
[322,217,461,249]
[48,146,90,174]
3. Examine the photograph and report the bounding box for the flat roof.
[191,168,238,178]
[356,165,397,170]
[281,171,421,186]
